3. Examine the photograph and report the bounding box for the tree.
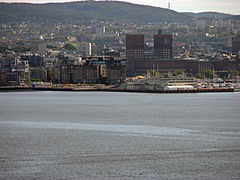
[172,69,184,76]
[63,43,77,50]
[50,70,55,83]
[228,70,240,79]
[149,70,160,77]
[229,70,239,77]
[0,45,9,53]
[203,69,216,79]
[47,45,58,50]
[163,73,169,78]
[195,73,202,79]
[11,46,31,53]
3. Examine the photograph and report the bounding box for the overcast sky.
[0,0,239,15]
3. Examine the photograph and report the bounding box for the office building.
[154,34,173,59]
[126,34,144,76]
[126,32,239,76]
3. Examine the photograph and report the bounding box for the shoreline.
[0,86,235,93]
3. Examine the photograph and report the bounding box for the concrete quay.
[0,86,235,93]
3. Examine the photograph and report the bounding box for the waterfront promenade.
[0,86,234,93]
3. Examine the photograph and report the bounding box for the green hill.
[0,1,192,24]
[183,12,233,19]
[227,15,240,20]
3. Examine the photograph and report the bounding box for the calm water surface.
[0,91,240,179]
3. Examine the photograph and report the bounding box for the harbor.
[0,85,235,93]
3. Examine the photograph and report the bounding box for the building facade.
[60,57,125,85]
[126,34,144,76]
[154,34,173,59]
[77,42,92,56]
[126,33,239,77]
[134,59,240,76]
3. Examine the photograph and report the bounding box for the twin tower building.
[126,30,173,76]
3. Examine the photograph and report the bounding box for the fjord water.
[0,91,240,179]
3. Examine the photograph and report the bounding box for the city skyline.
[0,0,240,15]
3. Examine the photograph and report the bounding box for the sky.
[0,0,239,15]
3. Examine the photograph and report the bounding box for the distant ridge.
[227,15,240,20]
[0,1,192,24]
[183,12,233,19]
